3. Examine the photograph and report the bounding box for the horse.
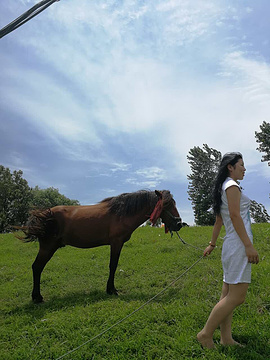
[20,189,182,303]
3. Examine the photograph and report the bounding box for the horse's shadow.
[6,287,181,320]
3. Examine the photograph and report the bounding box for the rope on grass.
[175,231,204,251]
[56,253,205,360]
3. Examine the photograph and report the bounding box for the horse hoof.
[32,295,44,303]
[107,288,119,296]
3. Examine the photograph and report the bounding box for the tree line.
[0,122,269,232]
[187,121,270,225]
[0,166,79,233]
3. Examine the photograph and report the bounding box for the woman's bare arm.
[226,186,259,264]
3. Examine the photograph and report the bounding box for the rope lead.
[56,249,204,360]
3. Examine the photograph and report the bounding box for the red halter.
[149,198,163,225]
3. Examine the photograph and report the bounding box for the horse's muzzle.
[169,217,182,232]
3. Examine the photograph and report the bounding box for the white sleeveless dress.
[220,177,253,284]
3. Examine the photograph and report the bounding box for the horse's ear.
[155,190,162,198]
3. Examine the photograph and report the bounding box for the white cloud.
[135,167,166,181]
[101,188,117,195]
[124,166,167,188]
[125,178,159,189]
[110,163,132,172]
[220,51,270,105]
[1,66,99,142]
[246,7,253,14]
[1,0,270,222]
[2,1,243,144]
[156,0,222,46]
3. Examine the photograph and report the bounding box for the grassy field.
[0,224,269,360]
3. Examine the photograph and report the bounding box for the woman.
[197,152,259,349]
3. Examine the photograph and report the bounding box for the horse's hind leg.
[32,241,59,303]
[107,240,124,295]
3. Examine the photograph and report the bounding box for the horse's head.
[150,190,182,232]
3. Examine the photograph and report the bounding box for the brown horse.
[21,189,182,303]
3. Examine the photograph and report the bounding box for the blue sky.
[0,0,269,225]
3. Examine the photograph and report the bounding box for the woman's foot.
[220,339,245,347]
[197,331,215,349]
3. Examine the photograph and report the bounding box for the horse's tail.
[17,209,58,242]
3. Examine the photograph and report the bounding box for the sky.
[0,0,269,225]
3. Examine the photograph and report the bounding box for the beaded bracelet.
[209,242,216,247]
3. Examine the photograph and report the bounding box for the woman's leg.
[197,283,249,348]
[219,282,234,344]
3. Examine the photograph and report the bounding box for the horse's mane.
[100,190,173,216]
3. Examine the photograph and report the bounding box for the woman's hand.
[245,244,259,264]
[204,245,215,257]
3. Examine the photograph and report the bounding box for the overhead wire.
[0,0,60,39]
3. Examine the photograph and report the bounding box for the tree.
[255,121,270,165]
[0,166,32,232]
[250,200,270,223]
[31,186,79,208]
[0,165,80,232]
[187,144,222,226]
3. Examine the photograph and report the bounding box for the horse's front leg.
[106,240,124,295]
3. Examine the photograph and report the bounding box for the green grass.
[0,224,269,359]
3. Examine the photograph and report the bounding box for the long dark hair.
[213,152,243,215]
